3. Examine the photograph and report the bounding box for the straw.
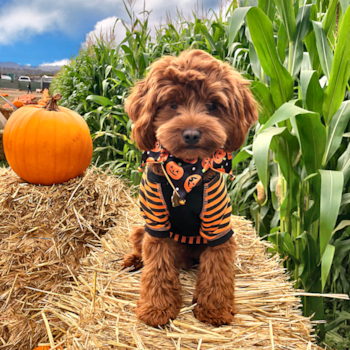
[0,165,332,349]
[44,215,325,349]
[0,165,138,349]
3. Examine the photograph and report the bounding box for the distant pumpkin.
[12,100,24,108]
[4,93,93,185]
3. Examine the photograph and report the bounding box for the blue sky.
[0,0,220,67]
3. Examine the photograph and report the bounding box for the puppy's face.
[125,50,258,159]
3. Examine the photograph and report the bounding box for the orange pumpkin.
[184,174,201,192]
[166,161,184,180]
[12,100,24,108]
[4,93,93,185]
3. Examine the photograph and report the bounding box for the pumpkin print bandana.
[138,142,234,206]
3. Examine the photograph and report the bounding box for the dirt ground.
[0,88,43,105]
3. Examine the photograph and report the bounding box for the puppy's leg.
[193,237,236,326]
[122,226,145,271]
[136,234,182,327]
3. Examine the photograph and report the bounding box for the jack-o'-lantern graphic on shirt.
[166,161,184,180]
[202,158,213,171]
[213,149,226,164]
[139,143,234,203]
[184,174,201,192]
[158,149,169,162]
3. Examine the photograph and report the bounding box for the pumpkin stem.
[45,93,62,112]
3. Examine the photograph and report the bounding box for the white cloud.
[39,59,70,67]
[83,16,126,47]
[0,0,219,46]
[0,0,123,45]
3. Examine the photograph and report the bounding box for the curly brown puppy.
[123,49,258,327]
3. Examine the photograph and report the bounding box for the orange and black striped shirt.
[139,168,233,246]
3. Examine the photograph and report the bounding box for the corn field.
[50,0,350,347]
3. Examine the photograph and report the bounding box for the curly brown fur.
[136,234,182,327]
[122,226,145,271]
[193,237,236,326]
[124,49,258,327]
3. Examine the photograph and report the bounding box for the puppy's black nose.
[182,129,202,145]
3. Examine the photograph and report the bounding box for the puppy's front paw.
[122,253,143,271]
[193,303,235,327]
[136,300,179,327]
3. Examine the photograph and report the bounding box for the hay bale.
[0,130,5,161]
[0,166,137,349]
[0,105,14,120]
[0,165,323,349]
[45,217,321,349]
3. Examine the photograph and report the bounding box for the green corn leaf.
[292,111,326,175]
[260,103,318,132]
[304,30,321,75]
[283,232,298,261]
[86,95,114,106]
[277,23,288,63]
[276,129,300,212]
[340,0,350,13]
[324,101,350,164]
[113,69,126,81]
[200,25,216,52]
[274,0,296,42]
[337,141,350,184]
[289,5,313,77]
[319,170,344,257]
[249,44,262,80]
[321,244,335,291]
[253,127,286,200]
[300,70,324,115]
[232,149,253,169]
[258,0,276,21]
[322,0,339,47]
[246,7,293,108]
[323,7,350,125]
[105,65,113,78]
[249,81,275,124]
[312,21,333,80]
[333,220,350,234]
[227,8,251,56]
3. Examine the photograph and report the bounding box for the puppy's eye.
[170,102,178,110]
[208,103,217,111]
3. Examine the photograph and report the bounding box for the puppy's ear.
[124,79,157,151]
[224,71,259,153]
